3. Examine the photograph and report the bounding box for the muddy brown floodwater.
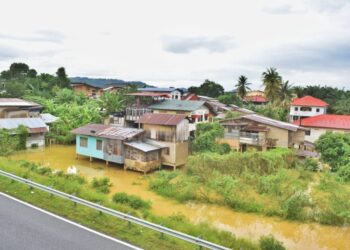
[10,145,350,250]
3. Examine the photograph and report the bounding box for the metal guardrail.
[0,169,231,250]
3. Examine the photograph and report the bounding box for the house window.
[300,107,312,111]
[305,130,311,136]
[163,147,170,155]
[294,107,298,111]
[96,139,103,150]
[80,137,88,147]
[316,108,320,112]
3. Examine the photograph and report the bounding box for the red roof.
[244,96,268,103]
[291,96,328,107]
[137,113,187,126]
[293,114,350,130]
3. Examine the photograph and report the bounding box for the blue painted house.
[71,124,145,164]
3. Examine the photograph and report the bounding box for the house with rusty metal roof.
[219,114,306,151]
[0,118,48,148]
[0,98,42,118]
[135,113,190,169]
[71,124,165,173]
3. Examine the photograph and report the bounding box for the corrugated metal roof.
[128,92,170,97]
[138,87,187,93]
[124,141,163,152]
[242,114,302,131]
[137,113,187,126]
[98,126,143,140]
[0,98,41,107]
[71,124,143,140]
[149,100,206,111]
[40,113,59,124]
[0,118,48,133]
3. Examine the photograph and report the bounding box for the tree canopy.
[235,75,251,99]
[188,79,224,98]
[262,68,282,102]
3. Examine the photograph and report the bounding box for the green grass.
[149,149,350,226]
[0,157,260,250]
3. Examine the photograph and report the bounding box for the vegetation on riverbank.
[149,148,350,226]
[0,157,266,250]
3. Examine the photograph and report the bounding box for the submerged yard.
[5,145,350,250]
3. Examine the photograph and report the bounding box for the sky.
[0,0,349,90]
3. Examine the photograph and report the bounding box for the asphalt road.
[0,192,141,250]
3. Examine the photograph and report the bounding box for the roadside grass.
[149,149,350,226]
[0,157,259,250]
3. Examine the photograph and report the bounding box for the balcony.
[224,131,265,146]
[125,107,152,121]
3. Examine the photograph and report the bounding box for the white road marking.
[0,192,143,250]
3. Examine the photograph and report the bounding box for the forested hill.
[69,77,150,88]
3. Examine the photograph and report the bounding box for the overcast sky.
[0,0,349,90]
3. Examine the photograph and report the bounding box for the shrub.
[91,177,111,193]
[302,158,319,172]
[36,166,52,175]
[282,192,309,220]
[337,165,350,183]
[112,192,151,210]
[259,235,286,250]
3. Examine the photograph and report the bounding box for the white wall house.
[294,114,350,143]
[0,118,48,147]
[289,96,328,122]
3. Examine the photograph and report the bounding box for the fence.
[0,169,231,250]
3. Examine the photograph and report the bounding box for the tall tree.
[279,80,293,106]
[56,67,70,88]
[9,62,29,78]
[235,75,251,99]
[262,67,282,102]
[99,91,125,116]
[189,79,224,98]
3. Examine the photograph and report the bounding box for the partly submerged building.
[0,98,42,118]
[137,113,189,169]
[71,124,164,173]
[0,118,48,147]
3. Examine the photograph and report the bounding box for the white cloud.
[0,0,349,89]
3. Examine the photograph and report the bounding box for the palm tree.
[235,75,251,99]
[262,68,282,102]
[279,80,293,106]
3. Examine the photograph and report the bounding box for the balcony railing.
[125,107,152,121]
[224,131,265,146]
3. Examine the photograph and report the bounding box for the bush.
[91,177,111,193]
[112,192,151,210]
[302,158,319,172]
[337,165,350,183]
[283,192,309,220]
[259,235,286,250]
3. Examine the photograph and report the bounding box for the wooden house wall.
[103,138,124,164]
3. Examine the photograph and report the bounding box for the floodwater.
[10,145,350,250]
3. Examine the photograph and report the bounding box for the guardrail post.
[28,179,33,190]
[127,212,131,228]
[197,236,203,250]
[160,224,164,239]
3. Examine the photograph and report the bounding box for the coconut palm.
[279,80,294,106]
[235,75,251,99]
[262,68,282,102]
